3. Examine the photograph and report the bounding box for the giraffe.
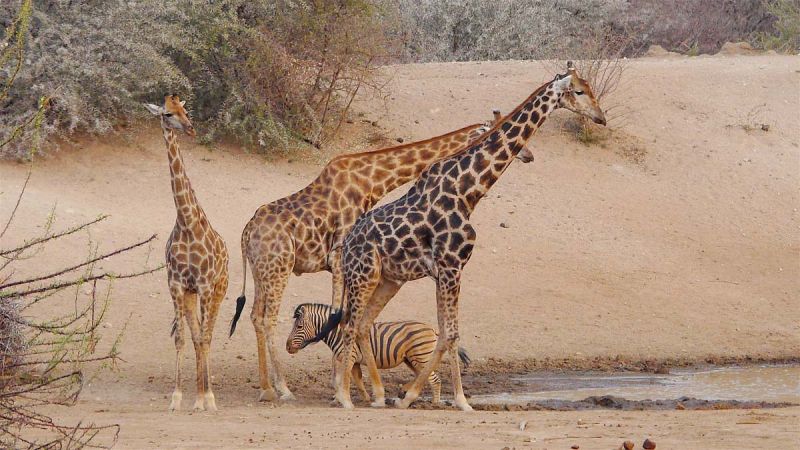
[144,95,229,412]
[327,63,606,411]
[229,111,528,403]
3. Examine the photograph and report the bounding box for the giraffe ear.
[144,103,164,115]
[555,74,572,91]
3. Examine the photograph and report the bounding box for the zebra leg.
[428,371,442,405]
[352,364,370,402]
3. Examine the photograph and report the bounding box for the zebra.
[286,303,470,404]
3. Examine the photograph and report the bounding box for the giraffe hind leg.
[263,271,294,400]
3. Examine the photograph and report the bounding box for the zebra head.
[286,303,333,354]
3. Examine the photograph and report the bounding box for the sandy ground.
[2,54,799,448]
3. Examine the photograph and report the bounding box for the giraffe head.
[555,62,606,126]
[144,94,196,137]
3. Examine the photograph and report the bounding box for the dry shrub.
[390,0,627,62]
[0,176,162,448]
[0,0,392,158]
[755,0,800,52]
[619,0,776,55]
[543,28,633,144]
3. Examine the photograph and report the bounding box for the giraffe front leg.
[199,279,227,412]
[181,292,206,411]
[359,278,401,407]
[445,326,471,411]
[169,302,185,412]
[398,269,462,409]
[352,364,370,402]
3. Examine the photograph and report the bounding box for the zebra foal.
[286,303,470,404]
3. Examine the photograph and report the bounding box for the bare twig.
[1,233,157,291]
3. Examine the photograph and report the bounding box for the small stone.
[623,441,635,450]
[396,137,404,143]
[500,222,509,228]
[571,445,579,449]
[761,124,770,132]
[643,438,656,449]
[676,402,685,410]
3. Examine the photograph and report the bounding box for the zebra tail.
[457,347,471,370]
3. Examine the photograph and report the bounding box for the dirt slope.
[2,54,798,448]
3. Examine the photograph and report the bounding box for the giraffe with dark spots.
[144,95,229,412]
[229,111,530,403]
[327,63,605,411]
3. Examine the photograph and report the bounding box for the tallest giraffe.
[329,63,606,411]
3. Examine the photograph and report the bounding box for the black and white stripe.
[286,303,470,403]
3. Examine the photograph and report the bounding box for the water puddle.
[471,365,800,406]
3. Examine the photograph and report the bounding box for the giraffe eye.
[164,113,173,117]
[575,91,585,96]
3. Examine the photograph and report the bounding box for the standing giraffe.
[328,63,606,411]
[144,95,229,412]
[229,111,528,403]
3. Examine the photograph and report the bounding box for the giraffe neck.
[163,127,202,228]
[446,80,563,214]
[338,123,484,204]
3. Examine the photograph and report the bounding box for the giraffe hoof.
[370,398,386,408]
[258,389,278,402]
[192,400,205,412]
[169,391,182,412]
[279,392,296,401]
[334,394,354,409]
[394,397,410,409]
[204,392,217,411]
[455,401,473,412]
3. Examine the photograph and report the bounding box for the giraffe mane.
[433,77,559,160]
[330,122,484,162]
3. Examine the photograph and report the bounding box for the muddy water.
[471,365,800,405]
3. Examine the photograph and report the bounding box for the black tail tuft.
[307,309,342,344]
[229,295,247,337]
[457,347,471,370]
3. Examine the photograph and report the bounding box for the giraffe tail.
[229,223,250,337]
[457,347,471,370]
